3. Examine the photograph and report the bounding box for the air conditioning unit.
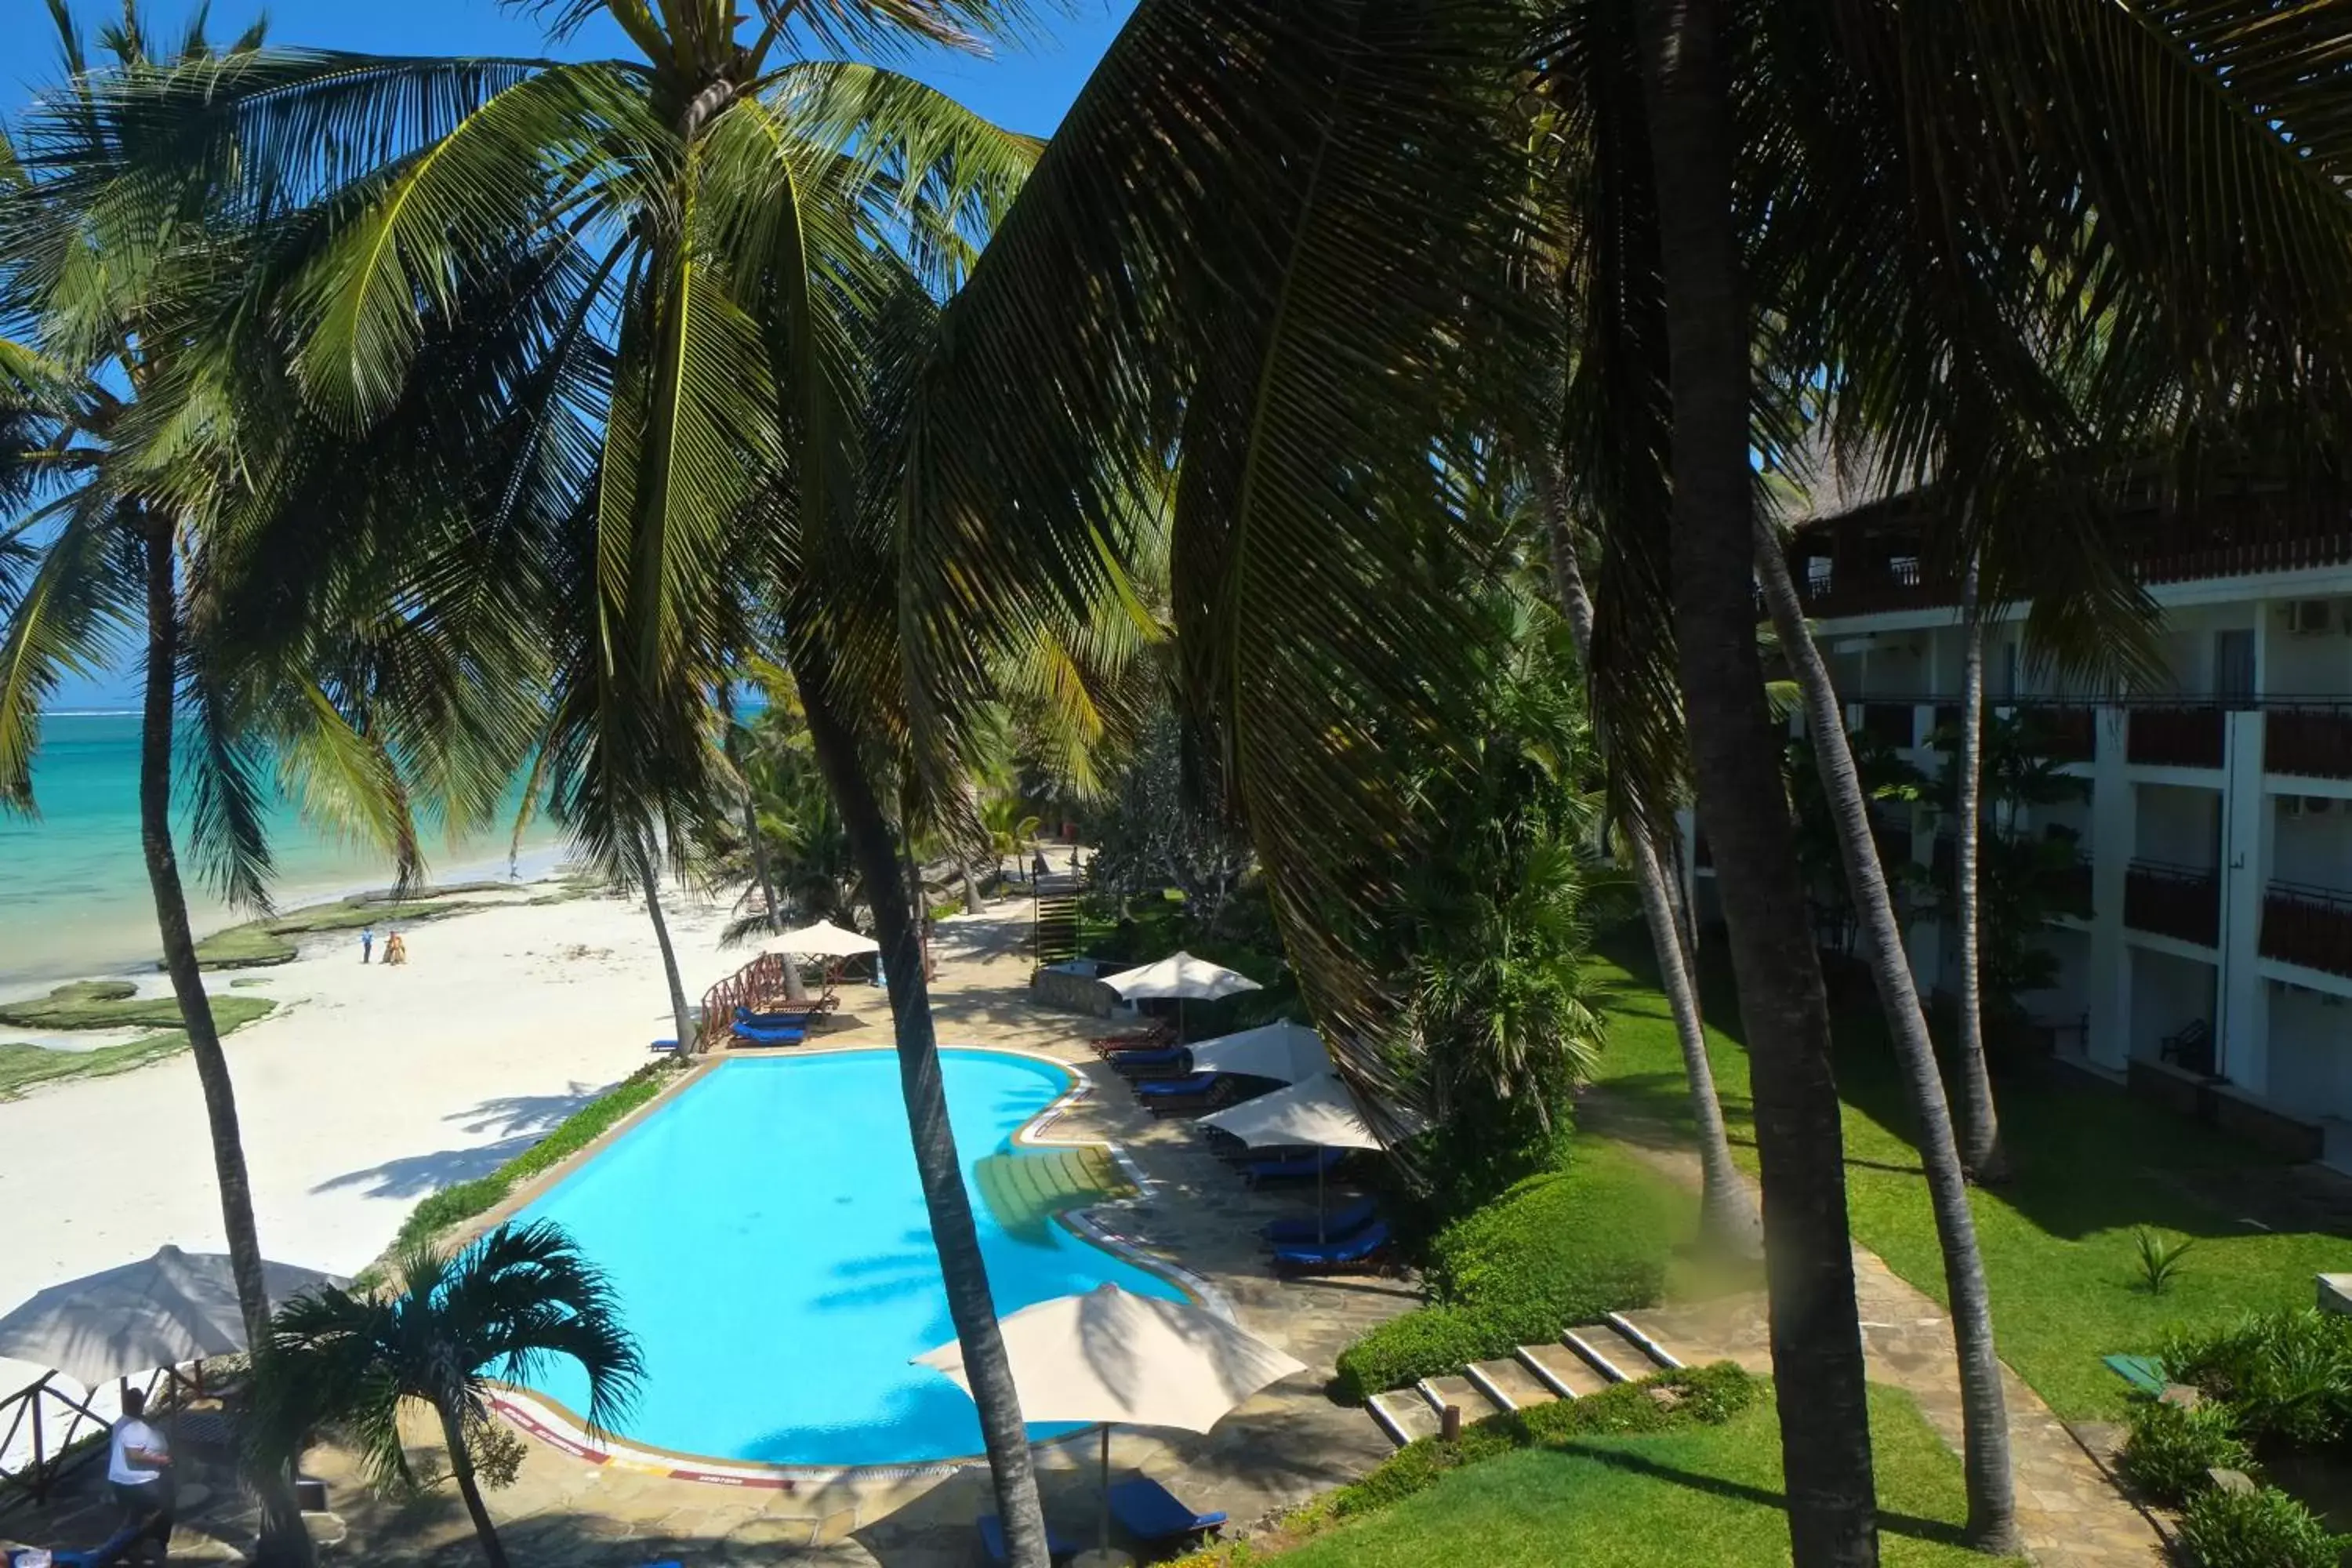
[2290,600,2334,634]
[2308,796,2335,815]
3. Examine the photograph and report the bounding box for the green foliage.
[2161,1309,2352,1449]
[0,1032,191,1100]
[2178,1483,2347,1568]
[2132,1227,2197,1294]
[2118,1399,2253,1504]
[1785,729,1929,959]
[391,1061,677,1250]
[0,982,274,1034]
[1334,1142,1671,1402]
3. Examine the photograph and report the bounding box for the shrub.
[1334,1305,1500,1405]
[2178,1483,2347,1568]
[2162,1308,2352,1449]
[2117,1399,2252,1504]
[2130,1226,2196,1294]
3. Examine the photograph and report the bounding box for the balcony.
[2054,855,2094,920]
[2259,881,2352,979]
[1784,477,2352,620]
[2018,704,2097,765]
[2265,706,2352,781]
[2127,706,2225,770]
[2125,860,2221,947]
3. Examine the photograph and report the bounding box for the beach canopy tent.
[1181,1022,1328,1085]
[767,920,879,958]
[1198,1075,1390,1152]
[0,1246,345,1385]
[1102,952,1263,1004]
[915,1283,1304,1553]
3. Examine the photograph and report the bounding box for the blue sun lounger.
[1136,1072,1221,1098]
[736,1004,822,1027]
[1109,1044,1189,1073]
[1261,1196,1380,1247]
[731,1021,806,1046]
[1107,1478,1226,1548]
[1244,1146,1345,1186]
[1271,1219,1393,1273]
[38,1520,144,1567]
[977,1514,1079,1566]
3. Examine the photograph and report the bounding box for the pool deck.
[292,898,1414,1565]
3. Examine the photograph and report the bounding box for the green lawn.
[1270,1385,2011,1568]
[1588,936,2350,1419]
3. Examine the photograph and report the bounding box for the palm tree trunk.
[962,859,986,915]
[437,1404,510,1568]
[637,849,695,1053]
[793,660,1050,1568]
[139,525,273,1348]
[1753,532,2020,1552]
[1635,4,1881,1563]
[1954,557,2009,1181]
[1536,465,1755,1247]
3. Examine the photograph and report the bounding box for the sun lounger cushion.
[1109,1045,1186,1071]
[1137,1072,1220,1097]
[1261,1196,1380,1246]
[731,1022,807,1044]
[47,1522,145,1567]
[977,1514,1078,1565]
[650,1038,680,1052]
[1245,1146,1344,1185]
[1272,1219,1392,1268]
[1107,1478,1226,1542]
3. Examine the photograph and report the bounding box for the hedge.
[2178,1483,2347,1568]
[391,1058,678,1250]
[1163,1364,1759,1568]
[1334,1141,1670,1403]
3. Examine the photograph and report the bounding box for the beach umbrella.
[768,919,880,957]
[1181,1022,1328,1085]
[1102,951,1261,1036]
[914,1283,1305,1555]
[0,1247,346,1386]
[1201,1076,1405,1243]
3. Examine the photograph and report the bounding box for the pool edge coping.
[476,1039,1237,1486]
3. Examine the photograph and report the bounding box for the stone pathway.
[1597,1099,2171,1568]
[2,898,1413,1566]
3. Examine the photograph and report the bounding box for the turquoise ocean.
[0,713,565,993]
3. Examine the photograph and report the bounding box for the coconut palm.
[81,7,1059,1552]
[253,1221,643,1568]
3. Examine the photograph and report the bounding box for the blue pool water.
[510,1049,1185,1465]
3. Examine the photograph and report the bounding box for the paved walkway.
[1598,1099,2171,1568]
[6,899,1414,1566]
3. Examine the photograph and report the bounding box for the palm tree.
[254,1221,643,1568]
[106,8,1058,1555]
[1952,555,2007,1180]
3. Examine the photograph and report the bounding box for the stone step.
[1561,1327,1635,1384]
[1423,1373,1508,1425]
[1468,1356,1558,1411]
[1599,1312,1683,1373]
[1367,1388,1442,1447]
[1516,1341,1610,1399]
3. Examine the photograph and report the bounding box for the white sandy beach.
[0,876,758,1402]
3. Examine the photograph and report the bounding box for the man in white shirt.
[105,1388,173,1560]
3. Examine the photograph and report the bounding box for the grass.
[1588,932,2349,1419]
[389,1058,679,1252]
[1213,1384,2009,1568]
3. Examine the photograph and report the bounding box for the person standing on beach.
[107,1386,173,1560]
[360,927,375,964]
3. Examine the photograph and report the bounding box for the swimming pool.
[509,1049,1185,1466]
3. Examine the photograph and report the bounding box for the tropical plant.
[2129,1227,2197,1296]
[253,1221,644,1568]
[2117,1397,2252,1504]
[2178,1483,2348,1568]
[85,3,1065,1555]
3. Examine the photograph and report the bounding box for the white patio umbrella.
[1201,1075,1407,1243]
[0,1247,347,1386]
[768,919,880,957]
[1101,950,1261,1036]
[1181,1021,1328,1085]
[914,1283,1305,1555]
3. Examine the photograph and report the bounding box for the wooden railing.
[2125,859,2221,947]
[2265,707,2352,780]
[2127,706,2226,770]
[2019,704,2098,764]
[2,1367,180,1512]
[2260,881,2352,979]
[694,952,807,1052]
[2054,856,2095,920]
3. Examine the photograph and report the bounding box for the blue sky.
[6,0,1133,708]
